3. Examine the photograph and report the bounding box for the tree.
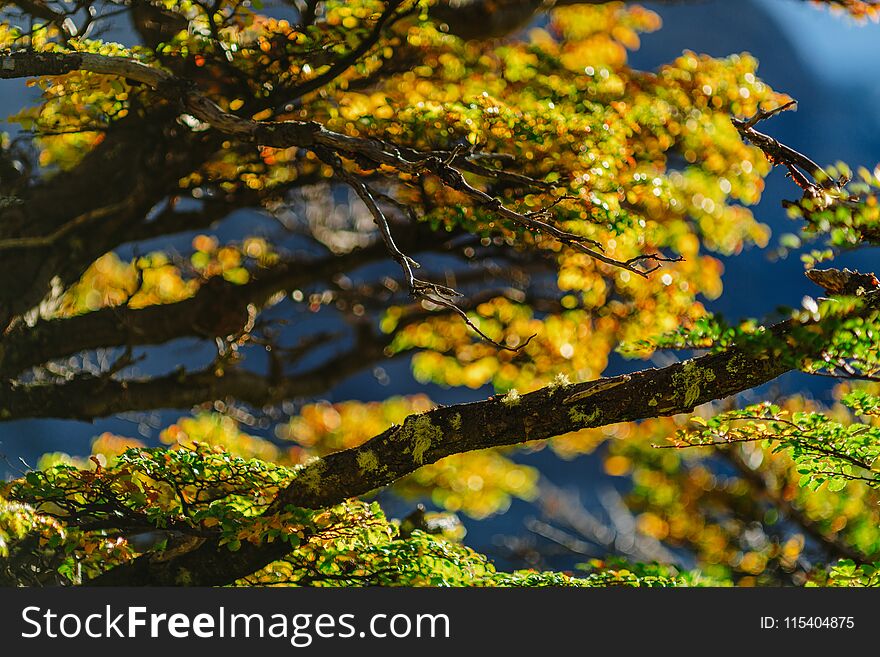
[1,0,879,587]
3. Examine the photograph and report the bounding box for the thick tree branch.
[80,334,792,585]
[82,286,880,584]
[0,106,216,329]
[87,535,293,586]
[270,348,788,511]
[0,238,398,376]
[0,286,536,420]
[1,333,394,421]
[269,288,880,510]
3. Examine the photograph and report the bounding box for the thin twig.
[732,100,842,192]
[319,146,534,351]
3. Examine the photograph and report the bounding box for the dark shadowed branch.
[0,49,677,278]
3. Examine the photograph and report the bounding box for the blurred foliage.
[599,385,880,586]
[1,0,879,587]
[810,0,880,21]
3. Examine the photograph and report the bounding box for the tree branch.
[269,348,788,511]
[0,49,675,277]
[82,286,880,585]
[81,340,788,586]
[1,336,392,421]
[0,238,397,376]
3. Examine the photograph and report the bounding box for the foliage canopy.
[1,0,879,587]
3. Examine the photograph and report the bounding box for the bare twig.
[318,145,534,351]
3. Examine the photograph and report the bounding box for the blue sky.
[759,0,880,85]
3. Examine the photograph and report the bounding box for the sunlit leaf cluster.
[597,388,880,585]
[1,444,668,587]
